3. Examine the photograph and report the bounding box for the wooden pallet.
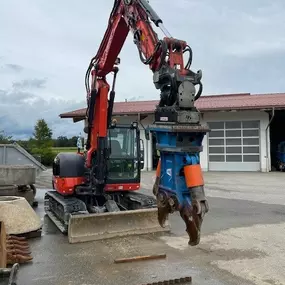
[0,221,7,268]
[11,228,42,239]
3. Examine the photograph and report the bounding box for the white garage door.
[208,120,260,171]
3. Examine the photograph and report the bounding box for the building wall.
[140,115,155,171]
[112,110,271,172]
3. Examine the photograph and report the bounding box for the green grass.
[52,147,78,154]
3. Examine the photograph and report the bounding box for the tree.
[29,119,55,166]
[0,130,12,144]
[17,140,30,152]
[54,136,69,147]
[33,119,52,145]
[69,136,78,147]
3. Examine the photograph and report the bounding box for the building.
[59,92,285,172]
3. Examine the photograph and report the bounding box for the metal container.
[0,165,36,186]
[0,143,46,176]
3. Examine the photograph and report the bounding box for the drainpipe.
[265,107,275,172]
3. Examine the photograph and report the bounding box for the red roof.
[60,92,285,119]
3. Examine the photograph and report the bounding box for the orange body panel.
[86,79,109,169]
[184,164,204,188]
[53,176,139,195]
[104,183,140,192]
[54,177,86,195]
[155,159,161,177]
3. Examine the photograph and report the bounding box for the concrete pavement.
[145,171,285,285]
[16,169,285,285]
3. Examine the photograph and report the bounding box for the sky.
[1,0,285,140]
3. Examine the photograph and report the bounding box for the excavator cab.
[107,121,143,184]
[51,121,144,194]
[107,120,142,184]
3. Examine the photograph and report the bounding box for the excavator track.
[108,191,158,210]
[44,191,89,234]
[44,190,170,243]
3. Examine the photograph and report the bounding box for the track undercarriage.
[44,189,161,240]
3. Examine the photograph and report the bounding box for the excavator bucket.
[68,208,170,244]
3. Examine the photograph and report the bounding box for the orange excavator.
[44,0,209,245]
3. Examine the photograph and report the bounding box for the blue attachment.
[148,125,206,209]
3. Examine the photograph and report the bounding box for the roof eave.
[199,106,285,112]
[59,105,285,120]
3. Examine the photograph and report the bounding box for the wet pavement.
[16,170,285,285]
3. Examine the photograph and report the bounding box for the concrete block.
[0,196,42,235]
[0,185,17,196]
[16,189,35,206]
[0,165,36,186]
[0,186,36,207]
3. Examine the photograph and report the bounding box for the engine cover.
[52,152,86,195]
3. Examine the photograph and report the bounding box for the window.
[208,120,260,163]
[107,127,139,180]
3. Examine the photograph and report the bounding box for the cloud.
[12,78,47,89]
[0,0,285,138]
[4,64,24,73]
[0,87,85,140]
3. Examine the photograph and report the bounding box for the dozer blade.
[68,208,171,244]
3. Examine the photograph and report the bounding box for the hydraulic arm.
[84,0,210,245]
